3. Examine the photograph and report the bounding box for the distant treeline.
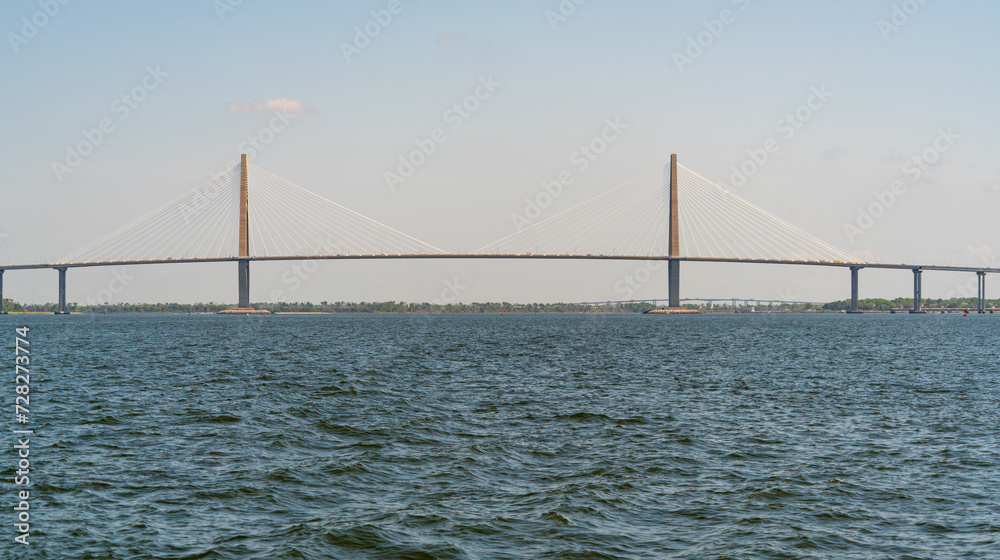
[1,299,655,314]
[822,297,1000,311]
[4,297,996,314]
[2,300,232,314]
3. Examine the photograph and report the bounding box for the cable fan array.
[474,168,670,256]
[58,168,242,264]
[473,164,859,263]
[246,164,443,257]
[57,163,444,264]
[676,166,859,263]
[56,158,859,266]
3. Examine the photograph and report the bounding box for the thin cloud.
[852,249,879,263]
[965,245,993,259]
[877,148,905,165]
[981,179,1000,194]
[227,97,312,115]
[437,31,467,43]
[818,146,846,161]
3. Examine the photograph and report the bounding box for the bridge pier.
[55,267,70,314]
[910,268,925,314]
[238,259,250,308]
[977,271,986,313]
[0,270,6,314]
[232,153,255,311]
[848,266,863,313]
[668,259,680,308]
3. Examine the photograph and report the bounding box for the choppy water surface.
[4,313,1000,559]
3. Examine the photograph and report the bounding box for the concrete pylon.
[668,153,680,308]
[221,155,270,314]
[238,154,251,308]
[0,270,6,314]
[646,153,697,314]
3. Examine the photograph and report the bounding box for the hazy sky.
[2,0,999,306]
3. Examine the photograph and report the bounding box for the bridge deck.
[1,254,998,274]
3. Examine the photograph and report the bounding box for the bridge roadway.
[0,254,995,315]
[2,254,1000,273]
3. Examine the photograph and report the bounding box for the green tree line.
[2,299,656,314]
[822,297,1000,311]
[4,297,995,314]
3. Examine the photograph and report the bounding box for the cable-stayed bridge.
[1,154,995,314]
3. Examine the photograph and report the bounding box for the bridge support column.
[55,267,69,314]
[238,259,250,308]
[848,266,863,314]
[233,153,254,311]
[910,268,925,314]
[668,259,680,308]
[0,270,6,314]
[978,271,986,313]
[665,153,682,309]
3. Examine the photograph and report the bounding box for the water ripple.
[3,313,999,558]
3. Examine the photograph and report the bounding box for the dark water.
[3,313,999,559]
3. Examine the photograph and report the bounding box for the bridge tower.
[237,154,251,308]
[668,153,680,308]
